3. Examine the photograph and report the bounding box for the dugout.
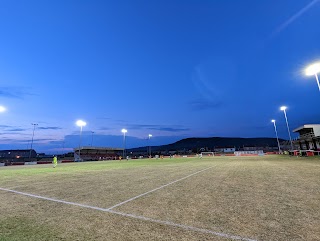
[0,149,37,164]
[0,149,37,158]
[74,146,123,161]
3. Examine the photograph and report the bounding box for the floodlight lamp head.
[271,120,276,123]
[148,134,152,137]
[280,106,287,111]
[121,129,127,133]
[0,106,6,112]
[305,62,320,76]
[76,120,86,127]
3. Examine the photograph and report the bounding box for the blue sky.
[1,0,320,154]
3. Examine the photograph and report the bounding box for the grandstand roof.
[0,149,36,152]
[293,124,320,132]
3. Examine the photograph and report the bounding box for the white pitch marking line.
[107,166,214,210]
[108,210,258,241]
[0,187,257,241]
[0,187,107,212]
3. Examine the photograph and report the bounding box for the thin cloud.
[0,132,30,136]
[38,126,62,130]
[0,90,21,98]
[128,124,161,130]
[149,127,190,132]
[127,124,189,132]
[115,119,127,123]
[17,138,57,143]
[7,128,27,132]
[271,0,319,37]
[99,127,112,131]
[0,138,55,145]
[48,140,66,145]
[189,99,223,111]
[0,86,34,99]
[96,117,112,120]
[99,124,189,133]
[0,125,11,128]
[0,125,27,132]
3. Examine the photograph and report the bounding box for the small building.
[214,147,235,153]
[243,146,260,151]
[74,146,123,161]
[293,124,320,150]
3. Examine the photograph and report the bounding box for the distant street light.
[29,123,38,161]
[271,120,281,153]
[62,141,65,158]
[76,120,86,161]
[280,106,294,150]
[0,106,6,112]
[91,131,94,146]
[305,62,320,91]
[121,129,127,158]
[148,134,152,157]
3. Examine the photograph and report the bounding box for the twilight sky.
[1,0,320,154]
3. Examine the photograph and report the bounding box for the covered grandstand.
[74,146,123,161]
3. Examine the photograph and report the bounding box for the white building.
[214,147,236,153]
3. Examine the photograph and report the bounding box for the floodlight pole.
[123,132,126,158]
[281,108,294,150]
[271,120,281,153]
[148,134,152,157]
[76,120,86,161]
[29,123,38,161]
[91,131,94,146]
[315,73,320,91]
[122,129,127,158]
[305,62,320,92]
[62,141,65,158]
[79,125,83,159]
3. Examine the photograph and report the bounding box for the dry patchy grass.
[1,156,320,240]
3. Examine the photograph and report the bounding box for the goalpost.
[199,152,214,158]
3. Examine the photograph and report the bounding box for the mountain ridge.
[128,137,285,152]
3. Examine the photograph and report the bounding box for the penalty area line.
[108,210,258,241]
[0,187,257,241]
[107,166,214,210]
[0,187,108,212]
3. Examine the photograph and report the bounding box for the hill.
[128,137,285,152]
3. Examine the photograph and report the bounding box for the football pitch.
[0,156,319,241]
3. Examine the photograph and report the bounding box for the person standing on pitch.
[53,155,58,168]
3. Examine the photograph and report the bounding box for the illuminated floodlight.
[271,119,276,123]
[121,128,127,133]
[0,106,6,112]
[305,62,320,91]
[148,134,152,138]
[76,120,87,127]
[305,62,320,76]
[280,106,287,111]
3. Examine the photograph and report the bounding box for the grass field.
[1,155,320,241]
